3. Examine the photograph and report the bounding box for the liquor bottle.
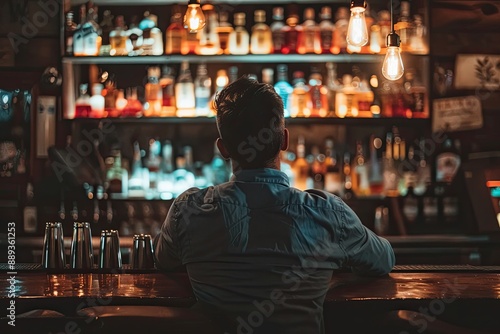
[104,80,117,117]
[383,132,399,197]
[106,148,128,197]
[228,66,239,83]
[122,87,143,118]
[394,1,412,52]
[310,146,326,189]
[410,15,428,54]
[262,68,274,85]
[145,138,161,197]
[357,76,375,116]
[216,12,233,55]
[324,138,342,195]
[332,7,349,54]
[360,4,375,54]
[172,157,196,196]
[129,141,146,197]
[198,4,219,55]
[352,140,370,196]
[251,10,272,54]
[319,7,335,54]
[413,138,431,196]
[342,152,354,199]
[159,66,176,116]
[127,16,144,56]
[290,71,310,117]
[89,83,105,118]
[161,140,174,174]
[273,64,293,117]
[184,146,194,172]
[23,182,37,233]
[211,69,229,114]
[369,25,382,54]
[335,74,358,118]
[270,7,285,54]
[114,89,127,115]
[299,8,321,54]
[99,10,114,55]
[307,70,328,117]
[157,140,174,197]
[368,135,383,195]
[325,62,341,116]
[282,14,302,54]
[404,69,427,117]
[109,15,128,56]
[72,5,86,56]
[398,145,417,197]
[75,83,91,118]
[65,11,78,55]
[175,61,196,116]
[140,11,164,55]
[144,66,163,117]
[228,13,250,55]
[211,142,230,185]
[435,139,461,185]
[292,136,309,190]
[369,75,382,117]
[165,6,188,55]
[194,63,212,116]
[82,6,101,56]
[403,185,419,224]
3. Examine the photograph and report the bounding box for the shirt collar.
[231,168,290,187]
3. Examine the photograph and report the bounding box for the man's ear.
[216,138,231,159]
[281,128,289,151]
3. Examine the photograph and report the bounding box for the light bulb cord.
[390,0,394,33]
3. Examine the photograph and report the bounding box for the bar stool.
[77,306,222,334]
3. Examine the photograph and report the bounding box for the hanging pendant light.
[382,0,404,80]
[347,0,369,47]
[183,0,206,33]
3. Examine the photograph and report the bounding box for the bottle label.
[168,32,184,53]
[320,30,333,50]
[272,31,285,51]
[304,30,316,51]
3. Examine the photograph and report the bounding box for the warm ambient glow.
[183,2,206,33]
[382,46,404,80]
[347,7,369,47]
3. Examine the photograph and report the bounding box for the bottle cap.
[148,66,161,78]
[272,7,284,20]
[304,8,315,20]
[234,13,246,26]
[254,10,266,23]
[320,7,332,20]
[277,64,288,73]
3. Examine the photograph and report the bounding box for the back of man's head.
[215,76,285,169]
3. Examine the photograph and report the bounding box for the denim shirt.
[154,168,395,334]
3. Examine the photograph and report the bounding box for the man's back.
[154,168,395,334]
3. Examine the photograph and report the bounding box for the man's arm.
[153,201,183,270]
[339,202,395,276]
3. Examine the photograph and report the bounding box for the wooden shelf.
[62,54,386,65]
[65,116,430,127]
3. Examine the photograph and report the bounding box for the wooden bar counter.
[1,266,500,333]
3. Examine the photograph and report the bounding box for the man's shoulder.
[297,188,346,211]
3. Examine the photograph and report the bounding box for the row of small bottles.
[66,1,427,57]
[287,129,462,202]
[74,61,427,119]
[105,138,231,200]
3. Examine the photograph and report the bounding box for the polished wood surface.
[2,271,500,333]
[1,272,499,307]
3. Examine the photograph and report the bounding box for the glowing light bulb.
[346,7,368,47]
[183,2,205,33]
[382,46,404,80]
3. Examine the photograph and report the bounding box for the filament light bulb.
[382,46,404,81]
[347,2,368,47]
[183,1,205,33]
